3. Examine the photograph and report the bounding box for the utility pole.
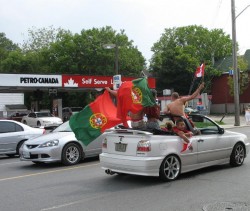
[231,0,240,126]
[231,1,250,126]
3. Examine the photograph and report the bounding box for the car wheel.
[61,143,82,166]
[159,155,181,182]
[23,120,27,124]
[37,121,41,127]
[16,141,25,156]
[230,143,245,167]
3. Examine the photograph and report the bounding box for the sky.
[1,0,250,64]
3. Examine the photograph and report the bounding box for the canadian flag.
[195,63,205,77]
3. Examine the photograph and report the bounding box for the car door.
[0,121,24,154]
[194,117,231,163]
[84,133,103,156]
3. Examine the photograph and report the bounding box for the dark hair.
[176,119,184,125]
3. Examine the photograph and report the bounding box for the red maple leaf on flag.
[195,63,205,78]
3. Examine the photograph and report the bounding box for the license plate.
[23,151,30,159]
[115,143,127,152]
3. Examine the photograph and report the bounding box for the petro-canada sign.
[0,74,156,89]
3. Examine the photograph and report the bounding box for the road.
[0,128,250,211]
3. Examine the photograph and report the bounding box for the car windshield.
[53,121,72,132]
[36,112,53,117]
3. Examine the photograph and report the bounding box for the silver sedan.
[20,121,104,165]
[0,120,45,157]
[100,114,250,181]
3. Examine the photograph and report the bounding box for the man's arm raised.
[181,82,205,103]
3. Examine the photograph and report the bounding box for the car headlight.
[39,140,59,148]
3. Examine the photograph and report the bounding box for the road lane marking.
[0,161,21,166]
[0,163,99,182]
[41,199,85,210]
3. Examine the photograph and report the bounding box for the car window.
[29,113,36,118]
[0,122,23,133]
[190,115,219,134]
[36,112,53,117]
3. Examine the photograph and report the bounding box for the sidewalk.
[208,114,249,129]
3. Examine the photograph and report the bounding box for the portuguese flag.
[69,90,122,146]
[117,77,156,127]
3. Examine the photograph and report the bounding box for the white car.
[22,111,63,128]
[20,121,107,165]
[100,114,250,181]
[0,120,45,157]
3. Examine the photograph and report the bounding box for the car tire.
[37,121,41,127]
[16,141,25,156]
[230,143,245,167]
[61,143,82,166]
[159,154,181,182]
[23,120,27,124]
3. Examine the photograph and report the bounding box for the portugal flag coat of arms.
[69,90,122,146]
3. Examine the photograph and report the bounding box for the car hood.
[39,117,62,122]
[25,131,75,144]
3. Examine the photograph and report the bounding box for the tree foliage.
[227,56,249,96]
[149,25,232,95]
[44,26,145,76]
[0,33,20,72]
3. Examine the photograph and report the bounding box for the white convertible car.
[100,114,250,181]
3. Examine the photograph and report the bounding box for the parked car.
[62,107,83,122]
[20,121,106,165]
[21,111,63,128]
[8,112,28,122]
[0,120,45,157]
[184,107,199,115]
[100,114,250,181]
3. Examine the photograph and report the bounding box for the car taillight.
[137,140,151,152]
[102,138,107,148]
[42,129,46,134]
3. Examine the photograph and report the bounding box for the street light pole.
[231,0,240,126]
[103,43,119,75]
[115,44,119,75]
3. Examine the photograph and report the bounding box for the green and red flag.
[69,90,122,146]
[117,77,156,127]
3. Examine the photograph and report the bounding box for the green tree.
[149,25,232,95]
[227,56,249,96]
[0,33,20,72]
[45,26,145,76]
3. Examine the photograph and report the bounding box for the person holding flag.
[163,82,205,120]
[106,77,156,129]
[69,90,122,146]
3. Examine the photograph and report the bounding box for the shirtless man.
[164,82,205,117]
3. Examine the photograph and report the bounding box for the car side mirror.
[218,128,224,134]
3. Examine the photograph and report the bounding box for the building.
[211,49,250,114]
